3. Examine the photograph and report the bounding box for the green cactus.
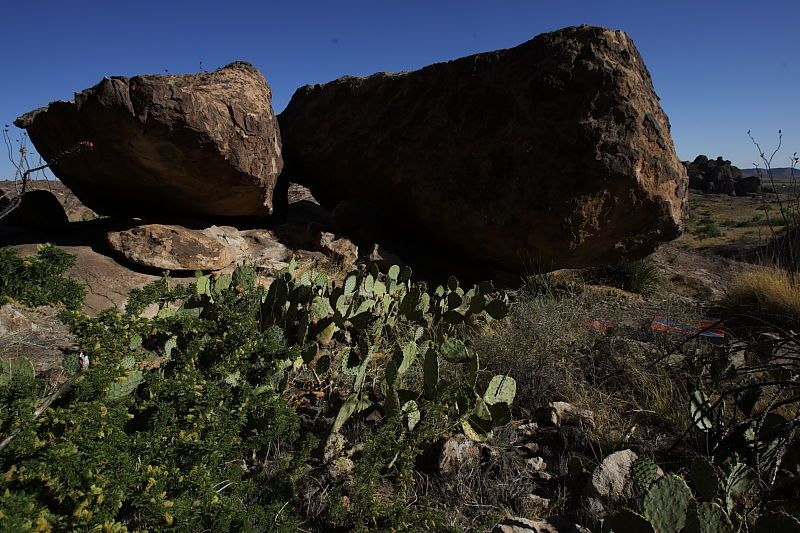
[106,369,144,401]
[401,400,420,431]
[631,456,660,491]
[684,501,735,533]
[690,389,713,431]
[485,296,510,320]
[603,508,655,533]
[725,463,756,513]
[232,263,257,290]
[483,375,516,406]
[690,457,720,502]
[643,474,693,533]
[440,337,470,364]
[343,274,358,295]
[423,348,439,399]
[120,355,136,370]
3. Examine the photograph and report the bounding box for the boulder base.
[279,25,687,272]
[15,62,282,218]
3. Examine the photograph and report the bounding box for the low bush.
[0,244,85,309]
[585,258,664,296]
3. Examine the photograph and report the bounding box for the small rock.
[521,442,540,455]
[318,231,359,266]
[527,457,547,472]
[585,449,639,502]
[535,402,595,428]
[516,494,551,518]
[492,516,590,533]
[438,434,481,476]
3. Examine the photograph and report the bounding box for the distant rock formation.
[279,25,688,273]
[684,155,759,195]
[14,62,282,219]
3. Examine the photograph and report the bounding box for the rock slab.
[279,25,687,272]
[15,62,282,218]
[106,224,234,271]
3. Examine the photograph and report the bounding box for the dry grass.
[471,285,698,453]
[721,266,800,323]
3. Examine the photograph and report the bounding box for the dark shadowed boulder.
[684,155,746,196]
[15,62,282,218]
[279,25,687,273]
[0,190,69,230]
[734,175,761,195]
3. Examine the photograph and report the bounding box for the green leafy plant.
[0,244,85,309]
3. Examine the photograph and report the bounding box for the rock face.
[280,25,687,272]
[15,62,282,218]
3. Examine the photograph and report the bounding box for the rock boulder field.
[15,62,282,219]
[280,25,688,272]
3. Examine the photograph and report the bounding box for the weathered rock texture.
[279,25,687,272]
[15,62,282,218]
[105,223,293,272]
[106,224,235,271]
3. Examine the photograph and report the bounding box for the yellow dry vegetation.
[722,266,800,322]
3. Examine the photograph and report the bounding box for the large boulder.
[15,62,282,218]
[0,190,69,230]
[279,25,687,273]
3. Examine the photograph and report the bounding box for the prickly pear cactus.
[690,457,720,502]
[631,456,659,491]
[643,474,693,533]
[684,501,734,533]
[106,369,144,401]
[423,348,439,399]
[725,463,756,513]
[603,508,655,533]
[483,375,516,406]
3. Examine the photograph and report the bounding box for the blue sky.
[2,0,798,180]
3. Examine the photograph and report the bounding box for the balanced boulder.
[279,25,687,272]
[15,62,282,218]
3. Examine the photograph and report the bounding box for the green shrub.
[585,258,663,296]
[0,244,85,309]
[694,218,722,239]
[0,253,515,531]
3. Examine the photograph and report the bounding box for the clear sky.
[2,0,798,180]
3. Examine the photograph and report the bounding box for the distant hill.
[740,167,797,180]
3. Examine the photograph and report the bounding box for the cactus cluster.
[604,458,793,533]
[190,261,513,439]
